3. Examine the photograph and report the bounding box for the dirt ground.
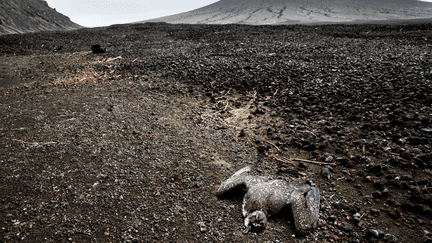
[1,23,431,242]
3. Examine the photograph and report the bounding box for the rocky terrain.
[0,0,81,35]
[1,22,431,242]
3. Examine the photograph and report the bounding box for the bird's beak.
[242,225,252,235]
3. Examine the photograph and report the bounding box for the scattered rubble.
[0,22,431,242]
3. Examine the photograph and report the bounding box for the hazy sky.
[45,0,219,27]
[46,0,432,28]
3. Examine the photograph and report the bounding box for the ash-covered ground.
[1,23,431,242]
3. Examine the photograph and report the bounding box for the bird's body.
[217,166,320,233]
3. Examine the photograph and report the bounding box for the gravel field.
[1,22,432,242]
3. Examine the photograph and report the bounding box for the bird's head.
[244,210,267,230]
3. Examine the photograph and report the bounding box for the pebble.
[383,234,399,243]
[349,207,358,215]
[335,157,348,166]
[333,201,344,209]
[372,191,382,199]
[271,134,280,140]
[320,168,332,179]
[327,215,337,222]
[367,229,385,239]
[343,224,353,232]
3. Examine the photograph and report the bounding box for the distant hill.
[141,0,432,25]
[0,0,81,35]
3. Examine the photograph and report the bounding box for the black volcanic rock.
[0,0,81,35]
[1,21,432,243]
[92,45,106,54]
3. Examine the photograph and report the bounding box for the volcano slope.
[142,0,432,25]
[0,23,431,242]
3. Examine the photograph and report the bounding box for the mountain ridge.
[0,0,81,35]
[141,0,432,25]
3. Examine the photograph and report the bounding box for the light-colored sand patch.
[224,108,251,128]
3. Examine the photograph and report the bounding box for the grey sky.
[45,0,219,27]
[46,0,432,28]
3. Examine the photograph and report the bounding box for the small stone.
[401,151,412,160]
[329,234,339,240]
[388,208,402,219]
[267,127,275,135]
[320,168,332,179]
[370,208,380,214]
[197,221,207,232]
[255,107,266,114]
[335,157,348,165]
[325,155,334,163]
[401,202,414,211]
[382,188,390,197]
[353,217,361,224]
[327,215,337,222]
[421,128,432,134]
[373,179,386,190]
[367,229,379,239]
[271,134,280,140]
[407,136,429,145]
[257,145,266,153]
[383,234,399,243]
[413,204,426,213]
[349,207,358,215]
[411,148,422,154]
[367,229,384,239]
[333,201,344,209]
[318,140,329,149]
[351,238,361,243]
[369,164,382,174]
[343,223,353,232]
[385,180,400,189]
[372,191,382,199]
[357,221,367,228]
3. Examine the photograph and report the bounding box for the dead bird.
[217,166,320,234]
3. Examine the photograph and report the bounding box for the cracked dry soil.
[1,23,432,242]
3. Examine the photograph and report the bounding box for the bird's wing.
[306,187,320,224]
[217,166,251,196]
[217,166,268,196]
[290,187,320,233]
